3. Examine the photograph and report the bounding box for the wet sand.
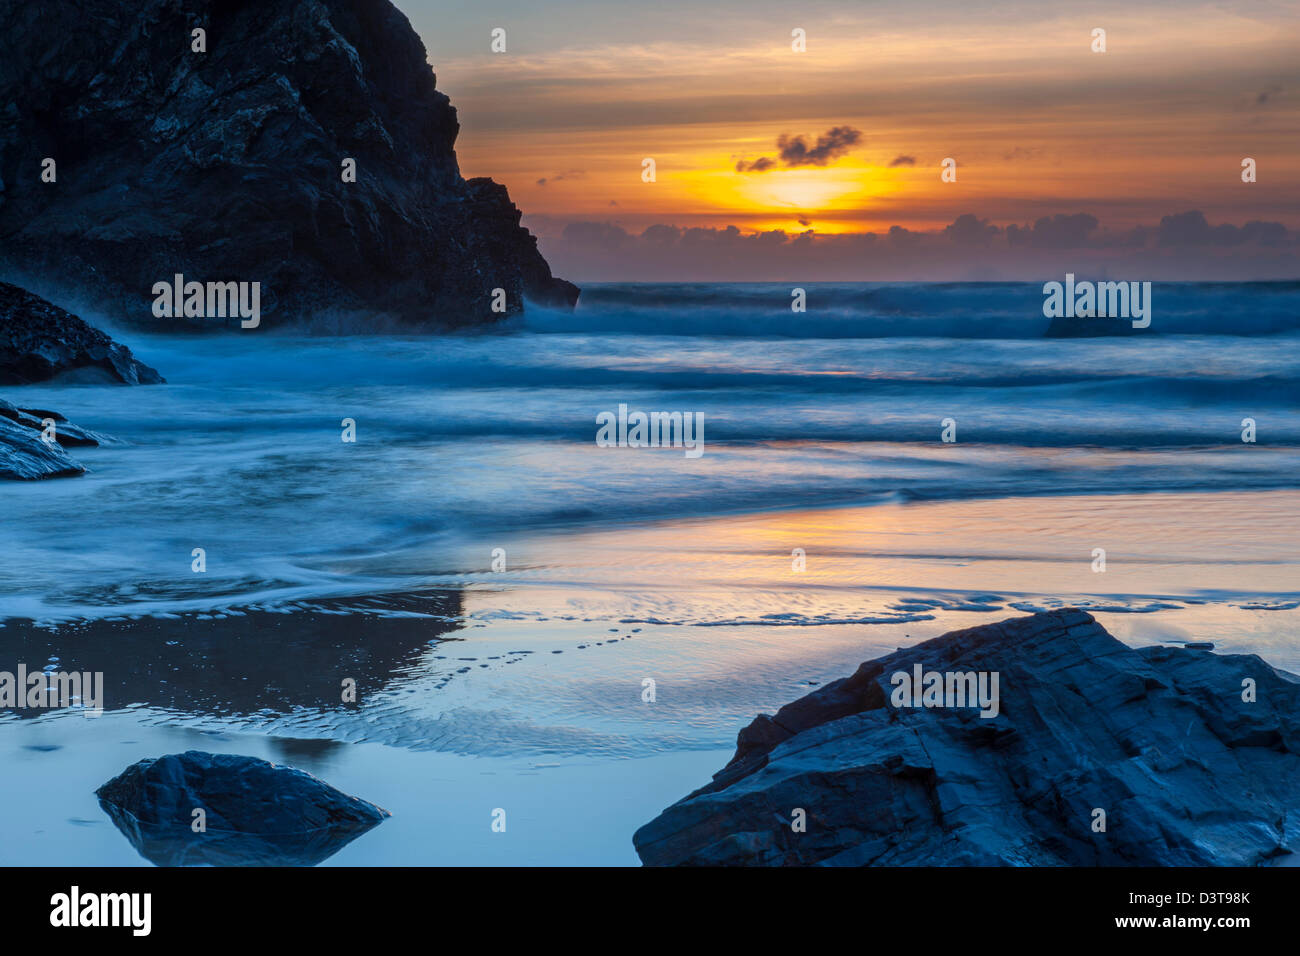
[2,489,1297,864]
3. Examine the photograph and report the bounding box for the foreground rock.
[0,0,578,328]
[0,414,84,479]
[96,751,390,866]
[634,609,1300,866]
[0,397,115,479]
[0,282,163,384]
[0,398,105,446]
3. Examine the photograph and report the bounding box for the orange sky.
[407,2,1299,237]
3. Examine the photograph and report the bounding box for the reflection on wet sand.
[0,590,464,719]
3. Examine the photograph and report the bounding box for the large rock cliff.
[0,0,578,328]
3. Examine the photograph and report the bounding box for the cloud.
[561,221,632,245]
[944,213,999,245]
[888,155,916,167]
[641,224,682,243]
[1159,210,1289,246]
[538,208,1297,283]
[887,224,922,247]
[777,125,862,167]
[1157,210,1213,245]
[536,170,586,186]
[1006,213,1099,248]
[1230,220,1289,245]
[1257,84,1283,105]
[735,125,862,173]
[681,224,743,245]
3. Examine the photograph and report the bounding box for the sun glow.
[669,157,904,234]
[736,168,863,210]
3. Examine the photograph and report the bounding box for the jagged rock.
[634,609,1300,866]
[0,0,578,328]
[0,282,163,384]
[0,413,85,479]
[96,750,390,866]
[0,396,117,479]
[0,397,108,447]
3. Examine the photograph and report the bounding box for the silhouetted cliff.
[0,0,578,328]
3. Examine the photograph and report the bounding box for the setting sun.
[669,156,901,233]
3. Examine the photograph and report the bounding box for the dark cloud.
[561,221,631,245]
[547,211,1295,283]
[1159,213,1288,247]
[536,170,586,186]
[888,155,916,167]
[944,213,999,245]
[1006,213,1099,248]
[1157,210,1214,245]
[681,224,743,245]
[1231,220,1289,245]
[641,224,682,243]
[778,126,862,167]
[736,126,862,173]
[569,223,798,249]
[887,224,922,248]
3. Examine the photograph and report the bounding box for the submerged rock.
[0,282,163,385]
[96,750,390,866]
[0,0,578,327]
[634,609,1300,866]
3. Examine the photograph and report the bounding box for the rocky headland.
[0,0,578,329]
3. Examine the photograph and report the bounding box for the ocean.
[1,281,1298,865]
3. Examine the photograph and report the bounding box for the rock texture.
[634,609,1300,866]
[0,0,578,328]
[0,414,85,479]
[0,397,113,478]
[0,398,106,447]
[0,281,163,384]
[96,750,390,866]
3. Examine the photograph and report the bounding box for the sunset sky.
[403,0,1300,280]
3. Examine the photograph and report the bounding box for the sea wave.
[523,281,1300,338]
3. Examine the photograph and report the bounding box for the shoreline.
[2,490,1297,864]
